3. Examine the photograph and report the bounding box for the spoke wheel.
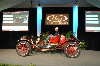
[16,41,31,57]
[64,42,80,58]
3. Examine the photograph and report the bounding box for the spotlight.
[75,4,78,7]
[30,0,33,8]
[38,1,41,6]
[75,0,78,6]
[38,3,41,6]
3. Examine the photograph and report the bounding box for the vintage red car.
[16,35,81,58]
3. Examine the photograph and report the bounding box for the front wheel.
[64,42,80,58]
[16,41,31,57]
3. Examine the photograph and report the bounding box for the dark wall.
[78,7,100,50]
[41,7,73,34]
[0,7,100,50]
[0,8,37,49]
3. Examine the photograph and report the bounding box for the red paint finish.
[49,35,60,43]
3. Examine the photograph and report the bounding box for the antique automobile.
[16,35,81,58]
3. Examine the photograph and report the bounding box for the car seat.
[49,35,61,43]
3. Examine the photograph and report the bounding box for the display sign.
[85,11,100,32]
[45,14,69,25]
[2,11,29,31]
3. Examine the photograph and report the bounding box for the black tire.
[64,42,80,58]
[16,41,31,57]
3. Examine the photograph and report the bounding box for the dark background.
[0,7,100,50]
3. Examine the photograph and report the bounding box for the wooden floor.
[0,49,100,66]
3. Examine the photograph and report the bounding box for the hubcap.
[66,44,79,57]
[17,43,29,56]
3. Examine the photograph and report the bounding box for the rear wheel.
[64,42,80,58]
[16,41,31,57]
